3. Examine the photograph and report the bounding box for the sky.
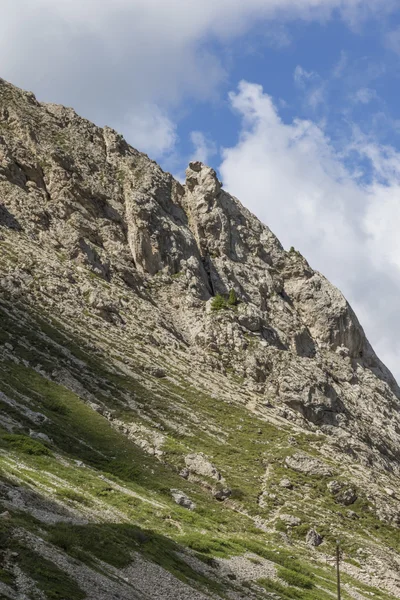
[1,0,400,379]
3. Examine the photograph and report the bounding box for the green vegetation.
[16,545,85,600]
[0,567,14,585]
[211,293,227,311]
[211,289,239,310]
[288,246,302,257]
[257,577,332,600]
[2,433,50,456]
[55,488,92,506]
[227,289,238,306]
[277,567,314,589]
[0,297,398,600]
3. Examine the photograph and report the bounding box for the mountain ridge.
[0,77,400,600]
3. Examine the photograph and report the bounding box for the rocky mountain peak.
[1,78,400,600]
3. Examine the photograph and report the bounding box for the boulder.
[327,480,342,495]
[306,529,323,547]
[285,453,332,477]
[150,367,166,378]
[280,478,293,490]
[337,489,357,506]
[29,430,52,444]
[213,488,232,502]
[170,489,196,511]
[185,453,222,481]
[179,468,190,480]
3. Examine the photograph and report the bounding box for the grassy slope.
[0,297,399,600]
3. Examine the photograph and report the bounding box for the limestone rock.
[280,514,301,527]
[306,529,323,547]
[184,453,222,481]
[29,431,52,444]
[285,453,332,477]
[1,77,400,599]
[179,468,190,480]
[1,77,399,471]
[336,489,358,506]
[170,490,196,511]
[327,481,357,505]
[327,480,342,495]
[213,488,232,502]
[279,478,293,490]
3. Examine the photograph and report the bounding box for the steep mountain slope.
[0,77,399,600]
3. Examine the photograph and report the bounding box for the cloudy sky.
[1,0,400,379]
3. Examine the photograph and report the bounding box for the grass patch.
[48,523,224,595]
[0,567,14,585]
[179,534,243,557]
[277,567,314,589]
[17,545,86,600]
[56,488,92,506]
[2,434,50,456]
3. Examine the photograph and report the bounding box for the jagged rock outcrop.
[184,453,223,482]
[1,77,400,467]
[285,453,333,477]
[1,78,400,600]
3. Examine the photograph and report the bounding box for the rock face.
[213,488,232,502]
[171,490,196,510]
[184,453,223,481]
[285,453,333,477]
[306,529,323,547]
[1,78,400,599]
[1,78,400,464]
[1,75,399,475]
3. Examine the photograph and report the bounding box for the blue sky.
[1,0,400,379]
[172,10,400,176]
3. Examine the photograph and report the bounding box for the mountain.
[0,77,399,600]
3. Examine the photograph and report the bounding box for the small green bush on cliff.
[227,289,238,306]
[211,290,239,311]
[211,293,227,311]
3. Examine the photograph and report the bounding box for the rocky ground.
[0,77,400,599]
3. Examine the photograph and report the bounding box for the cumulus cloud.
[0,0,396,157]
[123,106,177,158]
[220,81,400,379]
[190,131,217,164]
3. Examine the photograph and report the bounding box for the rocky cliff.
[0,78,400,600]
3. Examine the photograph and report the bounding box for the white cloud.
[123,105,177,158]
[294,65,318,87]
[220,81,400,379]
[0,0,396,158]
[294,65,326,109]
[352,87,378,104]
[190,131,217,164]
[386,26,400,55]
